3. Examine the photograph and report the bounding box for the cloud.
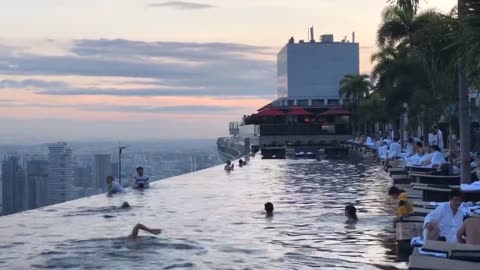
[0,99,239,114]
[147,1,214,10]
[0,79,67,89]
[0,39,276,97]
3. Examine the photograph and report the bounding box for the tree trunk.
[458,63,471,183]
[458,0,472,184]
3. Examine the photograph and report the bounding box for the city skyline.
[0,0,457,143]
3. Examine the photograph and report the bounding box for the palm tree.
[339,74,371,135]
[388,0,421,15]
[457,0,480,183]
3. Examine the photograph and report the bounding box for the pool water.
[0,159,406,269]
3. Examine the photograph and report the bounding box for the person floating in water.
[224,160,234,172]
[388,186,414,222]
[265,202,274,217]
[103,202,131,218]
[345,204,358,223]
[106,176,126,196]
[132,167,150,189]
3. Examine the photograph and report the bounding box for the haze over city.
[0,0,456,144]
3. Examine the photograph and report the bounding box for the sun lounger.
[409,241,480,269]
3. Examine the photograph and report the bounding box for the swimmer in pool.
[103,202,131,218]
[265,202,274,217]
[224,160,234,172]
[345,204,358,223]
[126,223,162,247]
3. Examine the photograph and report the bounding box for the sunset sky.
[0,0,457,143]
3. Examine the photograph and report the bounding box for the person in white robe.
[423,189,471,243]
[419,145,433,166]
[428,145,445,168]
[378,142,388,160]
[387,138,402,159]
[405,138,415,158]
[406,142,424,166]
[434,125,445,152]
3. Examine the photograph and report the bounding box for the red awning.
[255,109,285,117]
[319,108,352,117]
[287,108,313,116]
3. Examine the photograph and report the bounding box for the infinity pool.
[0,158,406,269]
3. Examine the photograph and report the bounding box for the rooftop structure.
[276,29,359,107]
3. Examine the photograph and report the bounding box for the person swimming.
[345,205,358,223]
[126,223,162,248]
[103,202,131,218]
[264,202,274,217]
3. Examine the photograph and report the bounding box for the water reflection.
[0,158,406,269]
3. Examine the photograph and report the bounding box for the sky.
[0,0,458,144]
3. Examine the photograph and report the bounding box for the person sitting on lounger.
[387,137,402,159]
[406,142,424,166]
[378,141,388,159]
[426,145,445,168]
[456,216,480,245]
[405,138,415,158]
[423,189,471,243]
[419,145,433,166]
[388,186,414,222]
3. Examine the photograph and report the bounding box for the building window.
[288,100,295,106]
[328,99,339,105]
[312,99,324,106]
[297,100,308,106]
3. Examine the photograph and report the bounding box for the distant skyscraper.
[94,154,111,190]
[2,156,26,215]
[75,167,93,188]
[48,142,75,205]
[26,160,49,209]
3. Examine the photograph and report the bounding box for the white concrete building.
[48,142,75,205]
[276,32,359,107]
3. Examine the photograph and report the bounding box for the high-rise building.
[48,142,75,205]
[25,160,49,209]
[75,166,93,188]
[94,154,111,190]
[2,156,26,215]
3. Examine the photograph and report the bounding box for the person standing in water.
[345,205,358,223]
[224,160,234,172]
[106,176,126,196]
[132,167,150,189]
[265,202,274,217]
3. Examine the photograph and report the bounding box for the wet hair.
[388,186,404,196]
[345,205,358,220]
[136,167,143,171]
[449,189,463,200]
[431,145,441,152]
[121,202,130,208]
[264,202,274,214]
[416,141,423,148]
[226,160,231,165]
[106,176,114,183]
